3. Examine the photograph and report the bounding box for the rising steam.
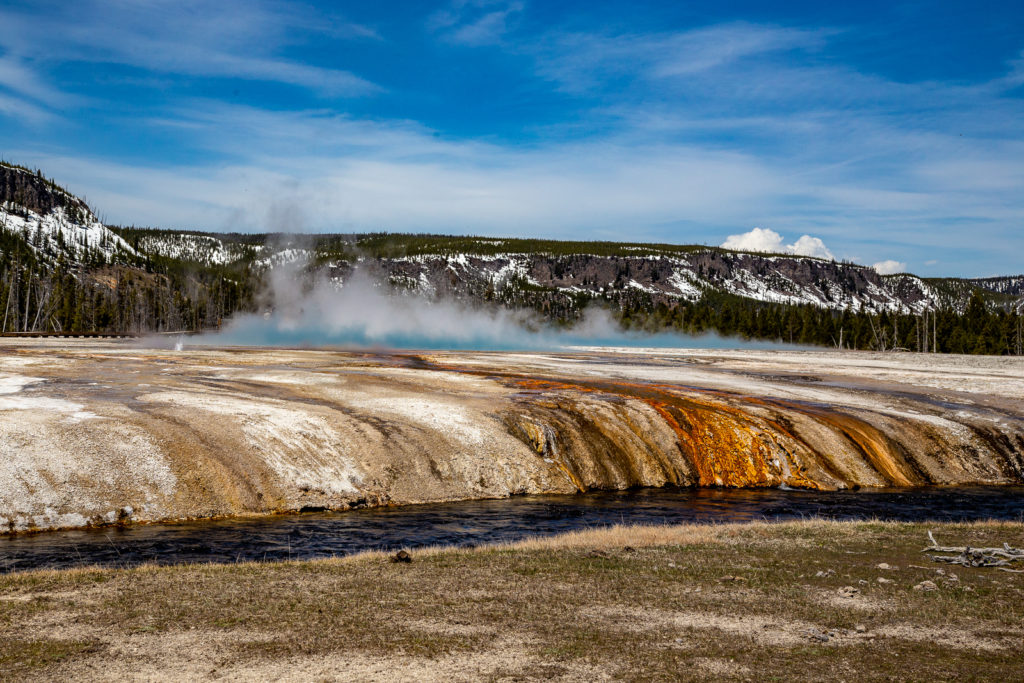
[183,257,797,351]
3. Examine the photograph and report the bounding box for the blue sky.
[0,0,1022,277]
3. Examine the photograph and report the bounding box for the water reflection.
[3,486,1023,573]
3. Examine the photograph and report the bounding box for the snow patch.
[667,269,703,300]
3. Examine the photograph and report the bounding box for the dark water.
[3,487,1024,573]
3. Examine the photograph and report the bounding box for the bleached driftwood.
[924,531,1024,573]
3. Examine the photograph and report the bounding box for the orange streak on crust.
[413,357,920,489]
[774,402,918,486]
[508,377,813,489]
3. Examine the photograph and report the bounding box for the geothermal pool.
[3,486,1024,572]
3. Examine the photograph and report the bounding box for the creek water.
[3,486,1024,573]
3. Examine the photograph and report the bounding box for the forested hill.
[2,161,1022,354]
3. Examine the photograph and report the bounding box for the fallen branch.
[923,531,1024,571]
[925,531,1024,558]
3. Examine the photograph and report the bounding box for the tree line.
[613,290,1024,355]
[0,232,255,335]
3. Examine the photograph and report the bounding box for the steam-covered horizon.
[172,262,808,352]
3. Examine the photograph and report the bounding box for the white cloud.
[789,234,834,260]
[720,227,785,253]
[721,228,834,260]
[872,259,906,275]
[11,102,797,232]
[18,142,788,235]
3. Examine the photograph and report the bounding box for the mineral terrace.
[2,340,1023,533]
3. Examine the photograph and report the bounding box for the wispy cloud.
[0,0,380,96]
[0,57,78,108]
[429,0,524,46]
[0,92,55,124]
[1,5,1023,277]
[9,107,793,234]
[12,76,1024,274]
[530,22,826,93]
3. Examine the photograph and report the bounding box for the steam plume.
[183,257,801,351]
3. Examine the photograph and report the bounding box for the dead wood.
[923,531,1024,571]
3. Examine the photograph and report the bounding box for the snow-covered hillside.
[0,163,134,264]
[119,235,991,315]
[0,202,135,263]
[2,159,1020,319]
[361,251,947,315]
[973,275,1024,297]
[134,232,258,266]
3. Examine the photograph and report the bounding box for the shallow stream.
[3,486,1023,573]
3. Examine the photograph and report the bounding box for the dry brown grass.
[2,519,1023,682]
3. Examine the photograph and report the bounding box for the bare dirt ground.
[2,339,1023,533]
[1,520,1022,681]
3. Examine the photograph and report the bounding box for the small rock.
[913,580,938,592]
[806,628,830,643]
[815,569,836,578]
[855,624,868,634]
[391,550,412,563]
[858,579,868,586]
[667,561,677,568]
[876,562,898,570]
[935,568,946,576]
[877,577,893,584]
[719,575,747,583]
[838,586,860,598]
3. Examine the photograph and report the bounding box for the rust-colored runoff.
[486,367,942,491]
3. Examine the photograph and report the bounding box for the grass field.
[2,520,1022,681]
